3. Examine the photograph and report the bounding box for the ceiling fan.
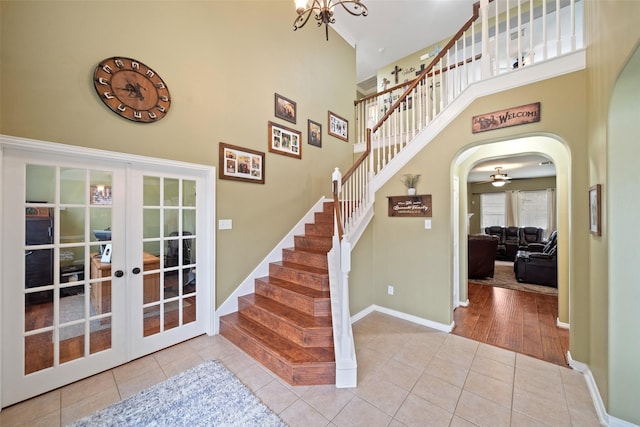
[489,167,511,187]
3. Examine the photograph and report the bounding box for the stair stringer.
[214,196,329,333]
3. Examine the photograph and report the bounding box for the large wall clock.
[93,56,171,123]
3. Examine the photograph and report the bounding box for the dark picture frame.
[328,110,348,142]
[268,121,302,159]
[219,142,265,184]
[307,119,322,147]
[589,184,601,236]
[274,93,297,124]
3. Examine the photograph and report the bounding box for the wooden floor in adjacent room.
[453,281,569,367]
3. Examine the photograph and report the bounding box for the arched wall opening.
[453,135,571,325]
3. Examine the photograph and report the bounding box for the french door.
[1,141,213,407]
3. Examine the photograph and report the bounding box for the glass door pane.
[142,177,197,338]
[23,166,115,374]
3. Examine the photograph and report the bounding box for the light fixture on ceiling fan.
[490,167,511,187]
[293,0,368,41]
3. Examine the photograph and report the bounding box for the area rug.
[69,360,286,427]
[469,261,558,296]
[59,294,107,341]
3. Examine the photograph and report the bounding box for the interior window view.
[1,0,639,426]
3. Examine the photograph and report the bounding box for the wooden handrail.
[332,180,344,241]
[371,6,481,134]
[355,52,483,107]
[335,1,486,234]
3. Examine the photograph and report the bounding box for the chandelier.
[293,0,368,41]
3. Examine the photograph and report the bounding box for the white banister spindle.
[480,0,491,78]
[570,0,576,50]
[556,0,561,55]
[542,0,548,60]
[529,0,534,64]
[517,0,522,69]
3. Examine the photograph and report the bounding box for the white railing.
[329,0,582,387]
[327,170,357,387]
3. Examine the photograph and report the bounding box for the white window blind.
[480,192,506,229]
[518,190,549,232]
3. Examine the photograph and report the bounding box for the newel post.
[332,167,342,195]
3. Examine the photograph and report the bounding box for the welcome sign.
[472,102,540,133]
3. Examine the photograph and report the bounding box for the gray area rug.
[69,360,287,427]
[469,261,558,296]
[59,294,106,341]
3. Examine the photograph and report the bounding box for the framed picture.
[328,110,348,142]
[219,142,265,184]
[268,121,302,159]
[274,93,297,124]
[90,185,112,205]
[307,119,322,147]
[589,184,601,236]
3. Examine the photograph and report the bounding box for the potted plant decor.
[401,174,421,195]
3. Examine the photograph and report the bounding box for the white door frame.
[0,134,216,409]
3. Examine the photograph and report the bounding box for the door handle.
[114,270,124,278]
[132,267,141,275]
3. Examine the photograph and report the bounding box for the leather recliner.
[484,226,506,260]
[468,234,499,278]
[519,227,546,252]
[514,231,557,286]
[504,226,521,261]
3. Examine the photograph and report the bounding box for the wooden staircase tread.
[284,246,329,256]
[240,294,332,328]
[256,276,330,299]
[221,312,335,363]
[272,260,328,275]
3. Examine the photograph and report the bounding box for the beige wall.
[351,71,588,327]
[585,0,640,422]
[0,1,356,308]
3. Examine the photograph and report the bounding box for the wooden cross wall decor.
[391,65,402,84]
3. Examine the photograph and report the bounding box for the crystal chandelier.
[293,0,368,41]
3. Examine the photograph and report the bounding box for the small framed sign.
[388,195,432,217]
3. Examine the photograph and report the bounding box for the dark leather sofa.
[514,231,558,286]
[468,234,499,278]
[484,226,546,260]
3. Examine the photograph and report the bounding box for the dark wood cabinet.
[25,215,54,303]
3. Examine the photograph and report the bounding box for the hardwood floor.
[453,281,569,367]
[23,287,196,375]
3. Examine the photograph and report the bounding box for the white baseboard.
[556,318,570,329]
[351,304,453,333]
[457,299,469,307]
[565,351,640,427]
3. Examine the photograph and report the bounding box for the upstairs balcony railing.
[342,0,582,236]
[327,0,583,388]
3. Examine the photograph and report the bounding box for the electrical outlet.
[388,285,394,295]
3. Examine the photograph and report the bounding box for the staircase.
[219,202,336,385]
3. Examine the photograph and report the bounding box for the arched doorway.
[451,135,571,359]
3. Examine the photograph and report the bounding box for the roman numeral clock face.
[93,57,171,123]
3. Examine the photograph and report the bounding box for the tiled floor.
[0,312,602,426]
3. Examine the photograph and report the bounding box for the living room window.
[518,190,550,231]
[480,189,554,234]
[480,192,506,229]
